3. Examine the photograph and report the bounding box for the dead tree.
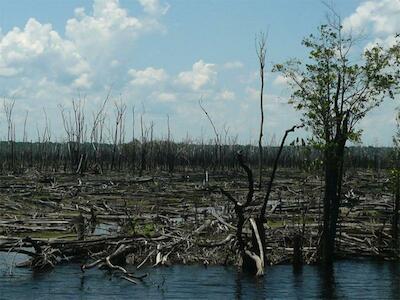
[111,100,127,171]
[3,98,16,172]
[166,114,175,173]
[256,32,267,190]
[256,125,303,259]
[59,98,86,173]
[90,92,110,174]
[22,110,29,169]
[131,105,136,173]
[139,113,148,177]
[215,125,302,275]
[215,151,264,275]
[199,99,221,169]
[40,108,52,171]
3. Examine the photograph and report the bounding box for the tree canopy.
[274,24,400,147]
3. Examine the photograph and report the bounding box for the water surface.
[0,252,399,299]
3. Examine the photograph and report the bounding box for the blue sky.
[0,0,398,145]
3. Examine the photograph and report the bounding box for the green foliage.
[273,23,400,148]
[126,219,156,237]
[394,110,400,149]
[389,109,400,191]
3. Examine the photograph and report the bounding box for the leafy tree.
[390,110,400,257]
[274,23,400,264]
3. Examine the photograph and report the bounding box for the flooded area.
[1,252,399,299]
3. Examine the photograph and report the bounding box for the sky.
[0,0,399,145]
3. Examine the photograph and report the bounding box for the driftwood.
[81,244,147,284]
[246,218,264,276]
[0,168,399,284]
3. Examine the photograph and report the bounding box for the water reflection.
[234,270,242,300]
[389,262,400,299]
[317,264,338,299]
[0,255,399,299]
[234,270,266,300]
[292,264,304,297]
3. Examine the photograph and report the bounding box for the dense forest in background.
[0,140,395,174]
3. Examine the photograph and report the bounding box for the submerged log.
[17,237,59,272]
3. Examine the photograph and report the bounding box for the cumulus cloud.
[0,18,89,85]
[128,67,167,85]
[176,60,217,90]
[343,0,400,46]
[0,0,170,91]
[0,0,307,143]
[65,0,145,67]
[0,0,171,140]
[138,0,170,16]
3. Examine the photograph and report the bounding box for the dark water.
[0,252,399,299]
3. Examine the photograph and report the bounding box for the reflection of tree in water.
[318,265,338,299]
[234,270,265,300]
[292,265,304,294]
[234,270,242,300]
[389,262,400,299]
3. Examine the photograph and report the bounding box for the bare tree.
[199,99,221,169]
[90,93,110,173]
[111,99,127,171]
[23,110,29,143]
[256,32,267,190]
[139,106,150,177]
[59,97,86,173]
[166,114,175,173]
[3,98,16,171]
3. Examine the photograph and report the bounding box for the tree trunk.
[392,173,400,255]
[321,142,345,265]
[292,233,303,268]
[255,217,266,261]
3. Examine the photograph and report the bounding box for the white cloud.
[128,67,167,85]
[273,74,289,86]
[154,92,176,102]
[65,0,143,62]
[0,0,170,140]
[176,60,217,90]
[343,0,400,37]
[246,87,259,100]
[0,66,20,77]
[73,73,92,88]
[138,0,170,16]
[217,89,235,101]
[0,0,168,89]
[0,18,90,85]
[0,0,169,90]
[110,59,120,67]
[223,61,244,69]
[245,88,287,107]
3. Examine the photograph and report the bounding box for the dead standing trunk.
[257,125,302,262]
[392,171,400,256]
[217,152,264,275]
[257,33,267,191]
